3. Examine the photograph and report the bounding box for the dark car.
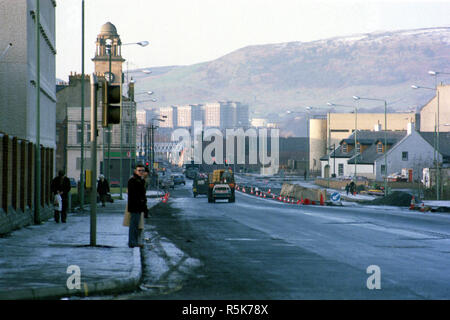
[172,174,186,185]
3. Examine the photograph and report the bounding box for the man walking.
[51,170,71,223]
[127,163,148,248]
[97,175,110,207]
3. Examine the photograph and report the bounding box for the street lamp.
[116,41,149,199]
[353,96,388,196]
[326,102,355,182]
[411,73,449,201]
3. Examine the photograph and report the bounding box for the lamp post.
[115,41,149,199]
[79,0,86,212]
[150,117,166,169]
[353,96,388,196]
[411,76,449,200]
[326,102,355,184]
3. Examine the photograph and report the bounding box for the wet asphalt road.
[109,179,450,300]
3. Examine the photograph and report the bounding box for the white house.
[374,123,443,181]
[320,129,407,180]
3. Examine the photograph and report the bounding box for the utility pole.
[80,0,85,212]
[90,74,99,246]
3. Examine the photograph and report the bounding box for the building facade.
[419,84,450,133]
[0,0,56,233]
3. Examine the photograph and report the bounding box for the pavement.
[0,191,162,300]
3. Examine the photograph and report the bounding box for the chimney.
[374,122,382,132]
[407,122,415,135]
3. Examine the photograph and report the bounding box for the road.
[110,180,450,300]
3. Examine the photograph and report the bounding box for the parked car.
[159,177,174,189]
[110,179,120,187]
[171,174,186,185]
[387,172,407,182]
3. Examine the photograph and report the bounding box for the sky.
[56,0,450,81]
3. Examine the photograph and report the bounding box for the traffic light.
[102,82,121,127]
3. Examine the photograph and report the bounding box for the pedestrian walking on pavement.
[51,170,71,223]
[53,191,63,223]
[345,183,350,196]
[127,163,148,248]
[97,175,110,207]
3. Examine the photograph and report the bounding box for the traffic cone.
[409,196,415,210]
[420,203,425,212]
[297,200,301,205]
[251,188,254,194]
[320,193,324,206]
[243,187,246,193]
[268,189,271,194]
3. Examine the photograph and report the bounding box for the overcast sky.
[56,0,450,81]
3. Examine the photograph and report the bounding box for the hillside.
[130,27,450,135]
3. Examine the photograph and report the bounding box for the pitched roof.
[419,131,450,161]
[321,130,407,163]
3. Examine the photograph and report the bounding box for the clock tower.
[92,22,125,84]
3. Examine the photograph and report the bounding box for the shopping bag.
[123,204,131,227]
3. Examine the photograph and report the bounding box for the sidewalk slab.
[0,198,162,300]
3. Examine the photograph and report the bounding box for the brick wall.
[0,134,53,235]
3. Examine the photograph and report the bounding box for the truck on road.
[207,168,235,203]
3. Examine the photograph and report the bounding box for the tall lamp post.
[114,41,149,199]
[353,96,388,196]
[326,102,355,184]
[412,70,449,200]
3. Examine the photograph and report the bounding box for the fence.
[0,133,53,235]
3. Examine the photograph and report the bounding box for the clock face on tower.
[104,72,115,83]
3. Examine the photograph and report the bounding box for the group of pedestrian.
[52,164,151,249]
[345,181,357,196]
[50,170,71,223]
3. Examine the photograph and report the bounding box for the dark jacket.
[51,175,71,199]
[97,179,110,195]
[127,174,147,213]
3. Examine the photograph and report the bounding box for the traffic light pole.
[90,74,99,246]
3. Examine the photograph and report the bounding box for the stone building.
[0,0,56,234]
[58,22,137,187]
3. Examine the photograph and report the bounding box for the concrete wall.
[0,134,53,235]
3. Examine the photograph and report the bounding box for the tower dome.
[100,22,118,36]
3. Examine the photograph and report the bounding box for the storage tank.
[309,119,327,174]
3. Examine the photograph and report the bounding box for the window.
[356,142,361,154]
[342,143,348,153]
[402,152,408,161]
[381,165,386,175]
[77,124,82,144]
[377,142,383,153]
[338,163,344,176]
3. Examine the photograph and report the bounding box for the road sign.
[331,192,341,202]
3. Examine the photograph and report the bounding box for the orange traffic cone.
[409,196,415,210]
[320,193,324,206]
[420,203,425,212]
